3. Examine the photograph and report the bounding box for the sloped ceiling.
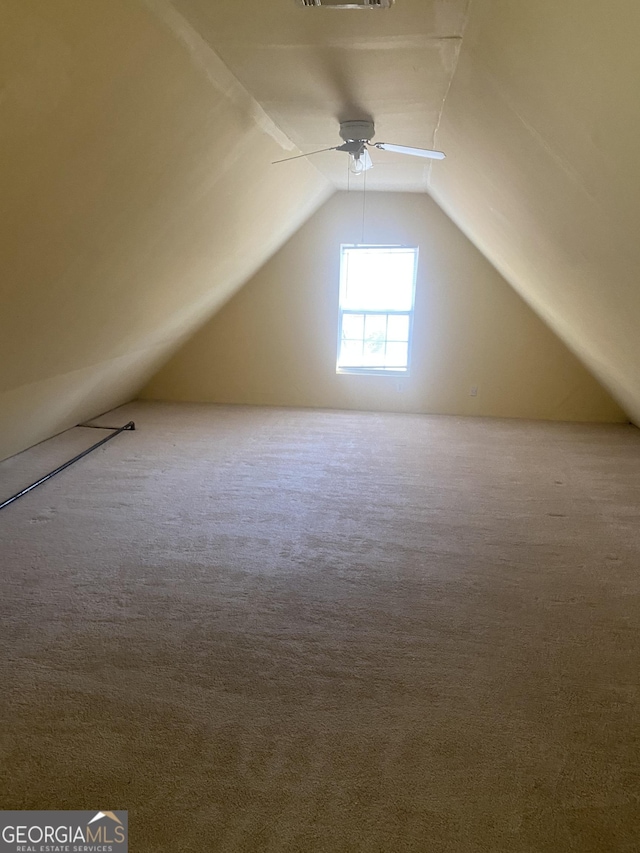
[0,0,331,461]
[429,0,640,424]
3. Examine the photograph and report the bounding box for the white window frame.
[336,244,418,376]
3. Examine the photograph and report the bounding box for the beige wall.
[143,192,625,423]
[0,0,331,462]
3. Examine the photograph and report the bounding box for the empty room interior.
[2,0,640,850]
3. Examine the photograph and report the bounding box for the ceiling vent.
[298,0,394,8]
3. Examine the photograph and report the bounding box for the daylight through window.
[336,245,418,374]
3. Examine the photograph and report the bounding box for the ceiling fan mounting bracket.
[336,140,366,155]
[339,120,375,143]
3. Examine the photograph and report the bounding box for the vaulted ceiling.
[0,0,332,461]
[1,0,639,460]
[429,0,640,424]
[167,0,640,422]
[169,0,468,191]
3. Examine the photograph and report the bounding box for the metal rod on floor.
[0,421,135,513]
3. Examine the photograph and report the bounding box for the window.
[336,244,418,375]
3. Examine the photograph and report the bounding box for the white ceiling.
[172,0,469,190]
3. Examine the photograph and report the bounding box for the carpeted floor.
[1,402,640,851]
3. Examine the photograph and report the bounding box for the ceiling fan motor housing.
[339,120,375,142]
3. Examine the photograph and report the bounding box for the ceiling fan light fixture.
[349,149,373,174]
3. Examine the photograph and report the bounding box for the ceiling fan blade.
[374,142,446,160]
[272,146,339,164]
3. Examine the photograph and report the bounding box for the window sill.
[336,367,409,377]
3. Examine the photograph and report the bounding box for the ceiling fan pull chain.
[361,166,367,245]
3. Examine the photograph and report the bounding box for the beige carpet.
[1,402,639,851]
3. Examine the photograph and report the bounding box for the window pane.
[337,246,416,374]
[364,313,386,342]
[363,340,383,365]
[341,247,416,311]
[342,313,364,340]
[387,314,409,341]
[384,342,409,368]
[338,339,363,367]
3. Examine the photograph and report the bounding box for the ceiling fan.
[273,119,446,173]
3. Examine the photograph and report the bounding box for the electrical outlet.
[396,379,405,393]
[470,385,478,397]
